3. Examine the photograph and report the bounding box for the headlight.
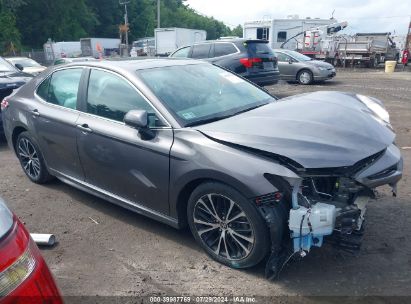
[356,94,390,124]
[318,67,327,71]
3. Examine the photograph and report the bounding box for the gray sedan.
[1,59,402,279]
[274,49,336,84]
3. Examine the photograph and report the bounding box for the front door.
[76,68,173,215]
[276,53,295,80]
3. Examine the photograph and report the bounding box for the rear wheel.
[187,182,269,269]
[297,69,313,85]
[16,132,53,184]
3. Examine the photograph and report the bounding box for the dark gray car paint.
[196,91,394,168]
[2,59,403,229]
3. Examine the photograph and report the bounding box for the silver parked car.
[6,57,47,76]
[274,49,336,84]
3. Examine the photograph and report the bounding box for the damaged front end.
[259,144,403,280]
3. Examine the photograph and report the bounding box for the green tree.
[0,0,24,54]
[15,0,97,48]
[230,25,243,38]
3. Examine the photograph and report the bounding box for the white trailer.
[43,41,81,61]
[80,38,121,58]
[155,28,207,56]
[244,17,335,50]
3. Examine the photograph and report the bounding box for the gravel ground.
[0,67,411,302]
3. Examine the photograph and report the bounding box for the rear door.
[31,67,85,180]
[76,68,173,215]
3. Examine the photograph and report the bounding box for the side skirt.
[50,169,180,229]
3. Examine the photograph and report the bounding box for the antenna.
[331,9,335,19]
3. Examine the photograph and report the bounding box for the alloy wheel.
[193,193,255,261]
[18,138,41,180]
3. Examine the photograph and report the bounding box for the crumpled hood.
[195,91,395,169]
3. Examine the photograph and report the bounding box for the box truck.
[155,28,207,56]
[80,38,121,58]
[43,41,81,61]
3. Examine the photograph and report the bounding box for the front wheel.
[16,132,53,184]
[297,69,313,85]
[187,182,269,269]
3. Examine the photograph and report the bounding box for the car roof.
[62,58,203,72]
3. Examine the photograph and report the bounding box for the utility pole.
[157,0,161,28]
[120,0,130,50]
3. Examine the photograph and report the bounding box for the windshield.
[0,57,17,72]
[285,50,312,61]
[138,64,274,127]
[9,58,41,68]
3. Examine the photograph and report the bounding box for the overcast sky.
[186,0,411,35]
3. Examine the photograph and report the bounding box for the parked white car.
[6,57,47,76]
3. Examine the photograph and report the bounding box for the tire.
[297,69,313,85]
[187,182,270,269]
[370,56,379,69]
[15,131,53,184]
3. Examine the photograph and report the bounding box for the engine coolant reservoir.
[289,203,336,237]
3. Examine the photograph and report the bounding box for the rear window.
[246,42,274,57]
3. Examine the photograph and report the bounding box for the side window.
[171,46,191,58]
[87,69,163,127]
[214,43,237,57]
[191,44,212,59]
[36,76,51,100]
[277,31,287,42]
[46,68,82,109]
[276,53,290,62]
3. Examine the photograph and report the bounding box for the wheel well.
[11,126,27,153]
[176,178,210,228]
[296,68,312,81]
[176,178,229,228]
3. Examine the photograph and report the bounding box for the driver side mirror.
[124,110,148,129]
[288,58,293,64]
[15,63,24,71]
[124,110,155,139]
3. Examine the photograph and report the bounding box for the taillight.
[0,199,62,303]
[240,58,262,68]
[0,242,36,297]
[0,99,9,111]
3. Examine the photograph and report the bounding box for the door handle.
[77,124,93,133]
[31,109,40,117]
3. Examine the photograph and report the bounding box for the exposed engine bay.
[290,177,372,254]
[260,146,402,280]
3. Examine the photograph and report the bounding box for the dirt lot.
[1,68,411,302]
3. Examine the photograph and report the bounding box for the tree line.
[0,0,243,54]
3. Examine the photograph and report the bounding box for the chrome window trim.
[34,65,172,129]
